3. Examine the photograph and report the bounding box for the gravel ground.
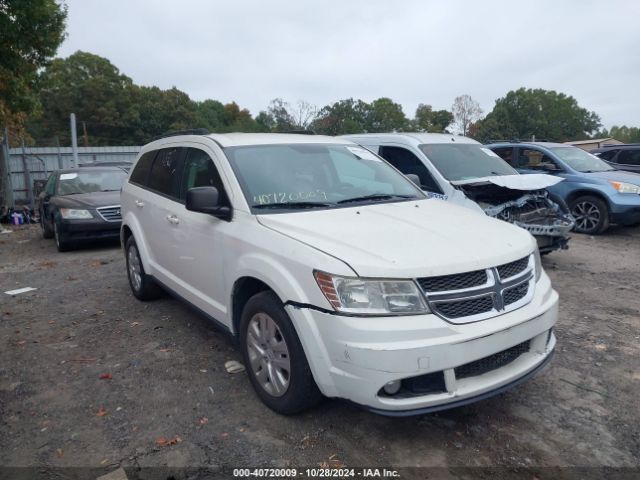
[0,224,638,480]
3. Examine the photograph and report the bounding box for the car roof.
[57,166,127,174]
[488,141,570,148]
[342,132,480,146]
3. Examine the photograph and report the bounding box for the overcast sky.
[58,0,640,129]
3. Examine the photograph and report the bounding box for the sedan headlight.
[533,248,542,282]
[60,208,93,219]
[314,271,430,316]
[609,181,640,194]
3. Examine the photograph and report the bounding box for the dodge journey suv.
[121,132,558,415]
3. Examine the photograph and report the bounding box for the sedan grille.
[455,341,530,379]
[96,205,122,222]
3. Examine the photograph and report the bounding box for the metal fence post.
[1,128,14,207]
[55,136,63,169]
[70,113,79,166]
[21,137,34,208]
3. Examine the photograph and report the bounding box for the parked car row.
[487,141,640,234]
[34,131,639,417]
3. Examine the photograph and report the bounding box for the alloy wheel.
[127,245,143,292]
[572,201,600,232]
[246,313,291,397]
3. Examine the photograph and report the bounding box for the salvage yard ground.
[0,225,639,479]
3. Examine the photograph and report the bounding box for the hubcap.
[246,313,291,397]
[127,245,143,292]
[572,201,600,232]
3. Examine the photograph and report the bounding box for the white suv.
[120,132,558,415]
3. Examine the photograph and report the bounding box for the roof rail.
[486,138,554,144]
[152,128,210,141]
[485,139,520,144]
[603,142,640,147]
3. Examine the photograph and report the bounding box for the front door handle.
[166,214,179,225]
[135,200,144,208]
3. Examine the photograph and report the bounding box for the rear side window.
[148,148,184,199]
[379,146,442,194]
[616,149,640,166]
[129,151,156,186]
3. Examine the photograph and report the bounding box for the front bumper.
[609,196,640,225]
[286,271,558,414]
[58,218,121,241]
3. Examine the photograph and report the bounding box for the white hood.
[451,174,563,190]
[257,199,534,278]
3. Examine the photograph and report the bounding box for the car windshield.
[56,170,127,195]
[418,144,516,181]
[549,147,616,172]
[224,143,423,211]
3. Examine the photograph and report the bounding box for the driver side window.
[180,148,229,205]
[518,149,561,171]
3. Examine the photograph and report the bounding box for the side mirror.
[405,174,421,187]
[186,186,232,221]
[541,163,562,173]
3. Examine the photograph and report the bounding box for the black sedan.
[37,167,128,251]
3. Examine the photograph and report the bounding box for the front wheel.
[570,195,609,234]
[240,290,323,414]
[53,220,73,251]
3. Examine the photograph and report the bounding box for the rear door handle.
[166,214,179,225]
[135,200,144,208]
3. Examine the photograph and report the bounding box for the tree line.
[2,0,638,150]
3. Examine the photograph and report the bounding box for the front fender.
[121,214,155,276]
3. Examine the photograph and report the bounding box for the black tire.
[41,213,53,239]
[570,195,609,234]
[125,236,164,300]
[53,219,73,251]
[239,290,323,414]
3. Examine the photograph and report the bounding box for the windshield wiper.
[253,201,335,210]
[100,189,121,192]
[337,194,416,204]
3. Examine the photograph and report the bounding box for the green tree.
[476,88,601,142]
[29,51,138,144]
[0,0,67,133]
[365,97,408,132]
[413,104,453,132]
[313,98,369,135]
[599,125,640,143]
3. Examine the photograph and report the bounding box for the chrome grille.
[497,257,529,280]
[455,341,530,379]
[417,269,487,292]
[432,296,494,319]
[96,205,122,222]
[419,255,534,323]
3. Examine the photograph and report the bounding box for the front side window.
[379,146,442,194]
[45,174,57,195]
[549,147,615,173]
[518,149,562,171]
[180,148,229,204]
[56,170,127,196]
[594,149,618,161]
[148,148,183,198]
[417,144,516,182]
[491,147,515,165]
[224,143,422,211]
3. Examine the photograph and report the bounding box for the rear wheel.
[570,195,609,234]
[125,236,163,300]
[240,290,323,414]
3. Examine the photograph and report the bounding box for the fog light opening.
[383,380,401,395]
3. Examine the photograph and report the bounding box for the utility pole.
[70,113,79,166]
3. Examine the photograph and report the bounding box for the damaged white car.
[342,133,575,254]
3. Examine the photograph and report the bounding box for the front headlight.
[60,208,93,219]
[533,248,542,282]
[609,180,640,194]
[314,271,430,316]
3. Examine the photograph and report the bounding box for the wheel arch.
[230,276,278,336]
[565,189,611,212]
